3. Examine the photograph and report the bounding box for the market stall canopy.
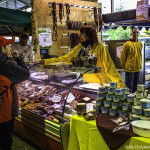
[0,7,32,35]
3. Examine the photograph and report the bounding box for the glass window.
[98,0,111,14]
[114,0,150,12]
[98,0,150,13]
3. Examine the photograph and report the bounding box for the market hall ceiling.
[0,0,31,10]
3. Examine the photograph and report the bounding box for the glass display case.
[139,37,150,89]
[14,65,98,149]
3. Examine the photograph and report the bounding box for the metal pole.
[14,0,16,9]
[6,0,8,8]
[111,0,114,13]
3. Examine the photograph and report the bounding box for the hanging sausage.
[59,3,64,24]
[51,2,58,41]
[66,3,71,46]
[98,8,102,32]
[93,7,98,27]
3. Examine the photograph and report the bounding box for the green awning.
[0,7,32,35]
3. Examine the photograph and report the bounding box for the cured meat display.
[18,79,94,123]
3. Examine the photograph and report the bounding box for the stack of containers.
[94,82,134,117]
[131,84,150,121]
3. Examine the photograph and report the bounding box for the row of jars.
[94,82,135,117]
[129,84,150,120]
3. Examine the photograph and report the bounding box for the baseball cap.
[0,37,14,48]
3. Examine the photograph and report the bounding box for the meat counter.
[14,66,98,150]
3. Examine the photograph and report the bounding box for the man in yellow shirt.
[120,28,142,93]
[42,26,125,87]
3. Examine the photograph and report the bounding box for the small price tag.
[66,93,75,103]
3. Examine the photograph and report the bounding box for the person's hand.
[11,51,19,59]
[40,59,45,65]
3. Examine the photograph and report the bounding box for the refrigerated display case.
[139,37,150,89]
[14,65,98,150]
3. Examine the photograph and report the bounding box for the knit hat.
[0,37,14,48]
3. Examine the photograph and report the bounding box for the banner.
[116,42,125,60]
[136,0,149,20]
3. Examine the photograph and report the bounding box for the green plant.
[144,30,150,36]
[105,26,132,40]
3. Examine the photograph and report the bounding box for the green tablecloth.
[67,115,150,150]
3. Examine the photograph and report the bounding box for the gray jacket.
[0,52,30,118]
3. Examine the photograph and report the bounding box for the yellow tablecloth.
[67,115,150,150]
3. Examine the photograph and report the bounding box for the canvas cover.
[0,7,31,35]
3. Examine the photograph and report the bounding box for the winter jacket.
[0,53,30,123]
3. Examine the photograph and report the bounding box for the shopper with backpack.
[0,37,30,150]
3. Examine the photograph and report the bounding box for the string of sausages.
[98,8,102,32]
[93,7,103,32]
[93,7,98,27]
[49,2,103,41]
[66,3,70,26]
[66,3,70,46]
[50,2,58,41]
[61,89,93,102]
[59,3,64,24]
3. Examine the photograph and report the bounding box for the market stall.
[11,1,150,150]
[13,0,102,149]
[13,64,100,149]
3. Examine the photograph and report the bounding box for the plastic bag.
[111,116,130,132]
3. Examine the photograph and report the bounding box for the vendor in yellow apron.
[42,26,125,88]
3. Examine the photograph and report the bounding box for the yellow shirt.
[44,42,125,87]
[120,41,142,72]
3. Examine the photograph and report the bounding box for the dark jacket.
[0,52,30,118]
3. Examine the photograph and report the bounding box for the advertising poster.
[38,28,52,49]
[136,0,149,20]
[116,43,124,60]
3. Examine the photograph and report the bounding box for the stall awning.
[0,7,32,35]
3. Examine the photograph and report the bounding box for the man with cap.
[11,34,33,62]
[0,37,30,150]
